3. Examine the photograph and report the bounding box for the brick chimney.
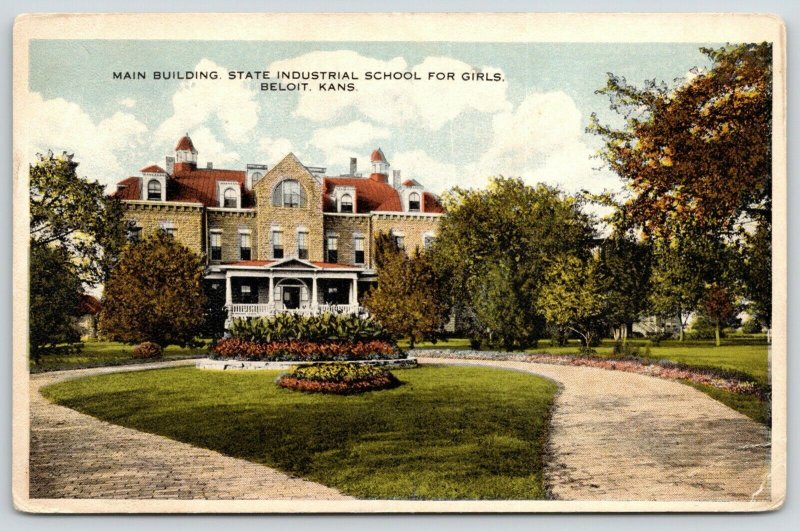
[350,157,357,175]
[207,162,213,170]
[393,170,401,189]
[165,156,175,175]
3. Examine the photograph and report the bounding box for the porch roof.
[221,258,361,271]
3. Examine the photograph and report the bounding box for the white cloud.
[189,127,241,167]
[20,91,147,188]
[270,51,511,130]
[154,58,259,146]
[119,97,136,108]
[391,149,460,193]
[257,136,295,166]
[309,120,390,167]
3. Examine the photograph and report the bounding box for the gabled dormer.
[217,181,241,209]
[399,179,424,212]
[140,165,168,201]
[332,185,356,213]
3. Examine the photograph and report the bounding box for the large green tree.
[431,177,595,349]
[538,254,608,349]
[99,232,206,348]
[741,220,772,328]
[29,242,83,361]
[363,235,449,348]
[30,151,129,285]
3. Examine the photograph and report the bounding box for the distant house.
[113,134,444,325]
[77,294,102,339]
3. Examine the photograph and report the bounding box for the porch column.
[268,275,273,307]
[350,276,358,306]
[225,274,233,306]
[311,275,319,309]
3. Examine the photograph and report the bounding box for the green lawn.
[30,341,209,372]
[41,365,557,499]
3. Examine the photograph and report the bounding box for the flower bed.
[212,338,404,362]
[415,349,770,400]
[277,362,400,394]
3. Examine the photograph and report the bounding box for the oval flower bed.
[277,362,400,394]
[212,338,403,361]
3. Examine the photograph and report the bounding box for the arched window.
[408,192,421,212]
[272,179,306,208]
[340,194,353,213]
[223,187,238,208]
[147,179,161,201]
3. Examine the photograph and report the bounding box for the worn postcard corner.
[12,12,786,514]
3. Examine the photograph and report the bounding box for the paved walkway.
[418,357,772,502]
[29,361,351,500]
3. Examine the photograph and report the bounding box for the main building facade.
[113,135,444,323]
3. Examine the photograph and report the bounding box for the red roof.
[113,167,252,207]
[141,164,166,174]
[77,294,102,315]
[370,148,386,162]
[322,176,444,214]
[175,134,197,152]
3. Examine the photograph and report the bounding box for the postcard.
[12,12,786,513]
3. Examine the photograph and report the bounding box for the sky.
[25,40,716,198]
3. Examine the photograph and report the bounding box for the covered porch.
[213,259,368,323]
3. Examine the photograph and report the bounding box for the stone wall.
[207,210,258,263]
[123,202,205,255]
[252,153,325,261]
[323,214,371,266]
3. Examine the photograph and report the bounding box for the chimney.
[393,170,401,189]
[350,157,357,175]
[206,162,213,170]
[165,156,175,175]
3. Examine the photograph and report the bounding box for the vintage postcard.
[12,13,786,513]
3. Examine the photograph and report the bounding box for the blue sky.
[26,40,715,196]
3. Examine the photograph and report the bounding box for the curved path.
[418,357,771,502]
[28,361,351,500]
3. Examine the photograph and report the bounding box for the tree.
[363,235,449,348]
[741,220,772,329]
[99,232,206,348]
[698,284,738,347]
[29,242,83,361]
[596,234,653,342]
[538,254,608,350]
[589,43,772,238]
[30,151,129,285]
[431,177,595,349]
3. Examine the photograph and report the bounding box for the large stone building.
[113,134,444,323]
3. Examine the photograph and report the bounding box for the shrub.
[612,342,642,357]
[212,338,403,362]
[132,341,163,359]
[741,318,763,334]
[228,312,392,344]
[277,362,400,394]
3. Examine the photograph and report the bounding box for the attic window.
[223,188,237,208]
[272,179,306,208]
[147,179,162,201]
[340,194,353,213]
[408,192,421,212]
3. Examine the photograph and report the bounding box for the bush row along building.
[113,134,444,322]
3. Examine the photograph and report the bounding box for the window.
[272,179,306,208]
[354,235,365,264]
[424,234,435,251]
[340,194,353,213]
[160,222,176,237]
[210,232,222,261]
[272,230,283,259]
[393,234,405,250]
[147,179,161,201]
[297,231,308,260]
[239,232,251,261]
[408,192,421,212]
[127,226,142,243]
[326,234,338,263]
[223,188,238,208]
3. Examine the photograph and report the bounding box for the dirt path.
[28,361,351,500]
[418,357,771,502]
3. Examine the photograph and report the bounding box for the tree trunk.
[715,321,721,347]
[621,324,628,345]
[677,306,684,341]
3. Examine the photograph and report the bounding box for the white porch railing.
[227,303,363,319]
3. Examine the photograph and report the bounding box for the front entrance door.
[282,286,301,309]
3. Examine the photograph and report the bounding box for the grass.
[30,341,209,372]
[41,365,558,500]
[682,381,771,425]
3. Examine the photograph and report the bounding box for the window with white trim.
[210,231,222,261]
[223,188,238,208]
[239,231,251,261]
[297,230,309,260]
[326,234,338,263]
[272,229,284,259]
[272,179,306,208]
[160,221,176,237]
[353,235,365,264]
[340,193,353,213]
[424,234,435,251]
[127,225,142,243]
[408,192,421,212]
[147,179,162,201]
